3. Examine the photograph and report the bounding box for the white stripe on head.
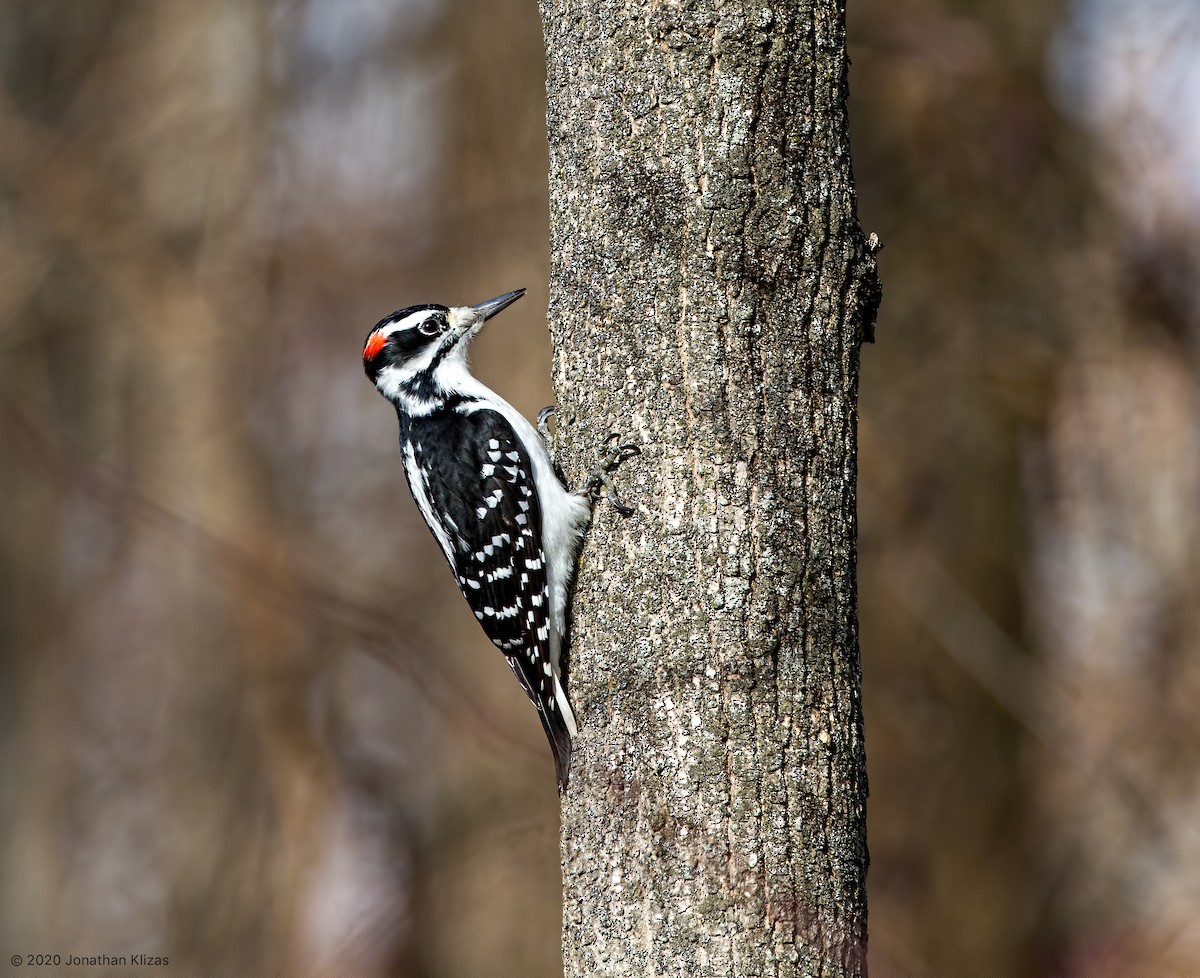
[389,308,442,335]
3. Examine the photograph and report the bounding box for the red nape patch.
[363,330,387,362]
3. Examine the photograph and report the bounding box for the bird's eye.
[419,318,442,336]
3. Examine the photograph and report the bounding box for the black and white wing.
[402,407,575,789]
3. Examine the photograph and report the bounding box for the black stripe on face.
[363,305,450,382]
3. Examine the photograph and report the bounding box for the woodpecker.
[362,288,633,792]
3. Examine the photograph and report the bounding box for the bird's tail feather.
[538,705,574,795]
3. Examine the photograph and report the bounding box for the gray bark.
[540,1,878,975]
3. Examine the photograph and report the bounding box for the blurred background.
[0,0,1197,975]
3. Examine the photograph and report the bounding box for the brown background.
[1,1,1198,975]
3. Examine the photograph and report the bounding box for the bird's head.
[362,289,525,408]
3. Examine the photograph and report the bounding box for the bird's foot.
[537,405,557,451]
[580,433,640,516]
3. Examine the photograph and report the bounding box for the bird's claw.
[537,405,556,450]
[583,433,640,516]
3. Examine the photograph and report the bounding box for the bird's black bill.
[471,289,525,321]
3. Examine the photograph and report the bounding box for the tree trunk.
[540,1,878,974]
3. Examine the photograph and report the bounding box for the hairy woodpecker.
[362,288,632,792]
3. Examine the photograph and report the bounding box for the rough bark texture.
[540,2,878,975]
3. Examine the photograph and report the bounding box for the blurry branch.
[885,540,1199,888]
[0,389,538,767]
[887,548,1054,744]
